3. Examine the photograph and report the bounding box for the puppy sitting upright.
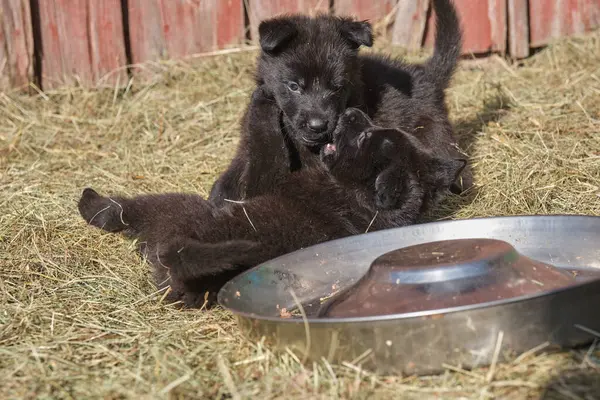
[209,0,472,218]
[209,16,372,206]
[78,105,465,308]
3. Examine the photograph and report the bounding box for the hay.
[1,30,600,399]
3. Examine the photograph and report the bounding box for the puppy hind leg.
[163,238,263,281]
[156,238,265,309]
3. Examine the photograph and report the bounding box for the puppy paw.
[181,289,218,309]
[374,172,404,210]
[78,188,128,232]
[356,130,372,148]
[251,85,275,105]
[152,277,214,310]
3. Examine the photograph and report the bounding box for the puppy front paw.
[78,188,128,232]
[251,85,275,105]
[374,172,405,210]
[320,143,337,168]
[356,130,372,148]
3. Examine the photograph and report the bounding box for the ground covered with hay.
[2,31,600,399]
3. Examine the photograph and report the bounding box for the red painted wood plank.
[489,0,507,54]
[38,0,92,88]
[507,0,530,58]
[216,0,245,49]
[424,0,507,55]
[391,0,429,51]
[128,0,244,65]
[530,0,600,47]
[334,0,397,22]
[127,0,166,64]
[529,0,561,47]
[248,0,329,43]
[38,0,127,89]
[0,0,34,90]
[582,0,600,32]
[160,1,215,59]
[88,1,128,85]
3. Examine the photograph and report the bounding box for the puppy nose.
[308,118,328,133]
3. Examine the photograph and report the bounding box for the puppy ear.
[451,159,468,180]
[426,158,468,188]
[339,19,373,49]
[259,18,298,54]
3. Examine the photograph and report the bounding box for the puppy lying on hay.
[209,0,473,218]
[78,104,466,308]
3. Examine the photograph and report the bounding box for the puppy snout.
[307,117,328,133]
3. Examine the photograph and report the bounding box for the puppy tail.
[425,0,463,89]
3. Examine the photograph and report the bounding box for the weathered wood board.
[424,0,507,55]
[0,0,34,90]
[335,0,397,22]
[37,0,127,89]
[88,1,129,85]
[529,0,600,47]
[4,0,600,90]
[391,0,429,51]
[507,0,529,58]
[127,0,244,65]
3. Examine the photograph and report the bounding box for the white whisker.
[108,197,128,225]
[88,205,110,225]
[365,211,379,233]
[224,198,258,232]
[156,245,169,270]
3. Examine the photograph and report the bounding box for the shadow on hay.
[421,90,513,222]
[454,90,512,154]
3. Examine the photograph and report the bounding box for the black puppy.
[209,0,472,216]
[78,108,465,308]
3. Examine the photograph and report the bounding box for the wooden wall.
[1,0,599,91]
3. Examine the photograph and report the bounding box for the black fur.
[209,0,472,215]
[79,108,465,308]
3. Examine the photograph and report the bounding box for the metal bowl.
[218,215,600,375]
[316,238,580,318]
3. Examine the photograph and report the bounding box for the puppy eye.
[333,83,346,91]
[287,82,300,92]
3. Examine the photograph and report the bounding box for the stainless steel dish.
[218,215,600,375]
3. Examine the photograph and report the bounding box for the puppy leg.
[79,188,214,235]
[163,238,262,281]
[158,237,266,308]
[209,85,292,204]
